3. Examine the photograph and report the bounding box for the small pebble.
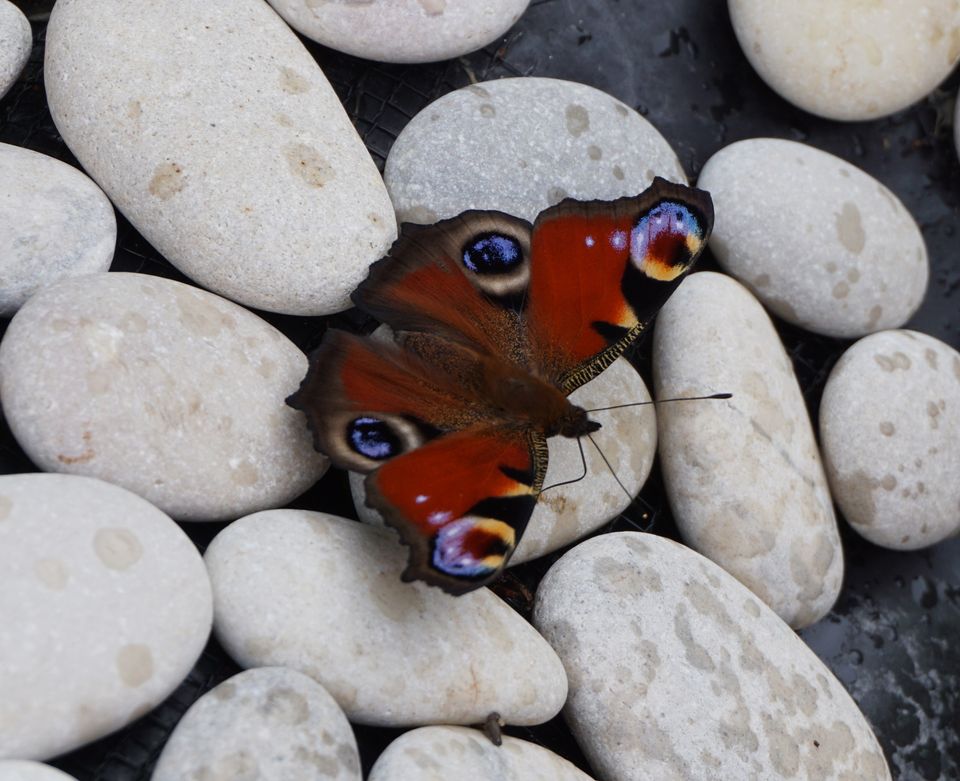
[44,0,396,315]
[368,726,597,780]
[0,474,212,761]
[0,273,327,521]
[654,272,842,629]
[385,77,686,224]
[698,138,927,339]
[729,0,960,120]
[152,667,361,781]
[0,142,116,317]
[351,356,658,564]
[265,0,530,64]
[820,329,960,550]
[205,510,568,727]
[533,533,891,781]
[0,762,78,781]
[0,0,31,100]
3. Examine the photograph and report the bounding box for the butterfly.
[287,177,713,595]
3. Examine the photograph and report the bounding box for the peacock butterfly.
[287,177,713,595]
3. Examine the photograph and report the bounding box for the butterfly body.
[288,178,713,595]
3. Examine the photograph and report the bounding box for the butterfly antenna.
[586,392,731,414]
[587,433,658,532]
[539,435,588,493]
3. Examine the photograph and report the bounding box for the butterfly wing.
[525,177,714,391]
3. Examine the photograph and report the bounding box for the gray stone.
[0,1,30,100]
[820,329,960,550]
[0,143,115,316]
[205,510,568,727]
[266,0,530,64]
[653,272,842,629]
[152,668,361,781]
[533,533,891,781]
[350,356,657,564]
[368,726,597,780]
[0,273,327,521]
[0,474,211,761]
[44,0,396,315]
[0,762,78,781]
[385,77,687,224]
[730,0,960,121]
[698,138,927,338]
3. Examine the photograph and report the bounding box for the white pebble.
[0,762,78,781]
[0,0,31,100]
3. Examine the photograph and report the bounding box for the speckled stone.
[44,0,396,316]
[653,272,842,629]
[152,668,361,781]
[350,356,657,564]
[0,762,78,781]
[266,0,530,64]
[820,330,960,550]
[698,139,928,339]
[0,143,115,317]
[0,1,31,100]
[205,510,568,727]
[0,474,212,761]
[384,77,687,224]
[0,273,327,521]
[729,0,960,121]
[534,533,891,781]
[368,726,597,781]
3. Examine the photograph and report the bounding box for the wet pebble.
[0,474,211,761]
[385,77,686,224]
[368,726,597,780]
[653,272,842,629]
[351,356,657,564]
[44,0,396,315]
[0,0,30,100]
[698,139,927,338]
[729,1,960,120]
[0,273,326,521]
[533,532,891,781]
[820,329,960,550]
[266,0,530,64]
[205,510,568,727]
[0,143,115,317]
[152,667,361,781]
[0,762,77,781]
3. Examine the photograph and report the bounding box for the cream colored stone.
[0,762,78,781]
[205,510,567,727]
[0,474,211,761]
[653,272,842,629]
[0,0,31,100]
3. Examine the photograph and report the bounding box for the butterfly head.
[549,403,601,439]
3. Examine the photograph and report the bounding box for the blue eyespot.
[462,233,523,275]
[347,416,400,460]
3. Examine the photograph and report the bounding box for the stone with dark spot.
[820,330,960,549]
[152,668,360,781]
[533,533,891,781]
[0,474,211,760]
[699,139,927,338]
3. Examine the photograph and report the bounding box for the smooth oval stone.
[0,474,212,761]
[729,0,960,121]
[0,762,78,781]
[653,272,842,629]
[44,0,396,316]
[350,356,657,564]
[205,510,568,727]
[820,330,960,550]
[0,143,116,317]
[698,138,928,339]
[152,667,361,781]
[385,77,687,224]
[534,533,891,781]
[266,0,530,64]
[0,273,327,521]
[368,726,597,781]
[0,0,30,100]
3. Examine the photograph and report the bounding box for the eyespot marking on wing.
[432,517,516,579]
[347,416,402,461]
[459,230,530,297]
[630,201,707,282]
[326,411,425,472]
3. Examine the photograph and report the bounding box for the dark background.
[1,1,958,779]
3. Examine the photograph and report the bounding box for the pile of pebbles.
[1,0,958,779]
